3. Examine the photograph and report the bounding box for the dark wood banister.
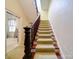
[31,14,40,44]
[23,14,40,59]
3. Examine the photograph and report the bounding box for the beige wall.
[6,0,37,46]
[48,0,73,59]
[19,0,38,23]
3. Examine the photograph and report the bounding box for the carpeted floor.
[6,46,24,59]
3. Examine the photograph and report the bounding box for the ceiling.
[40,0,51,11]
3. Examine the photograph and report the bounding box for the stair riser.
[39,23,49,24]
[38,28,52,31]
[39,25,49,26]
[38,30,52,33]
[38,36,51,38]
[37,33,53,36]
[40,22,49,23]
[36,48,55,52]
[39,26,50,27]
[38,32,51,34]
[38,27,51,29]
[37,41,53,44]
[35,36,53,40]
[39,27,50,28]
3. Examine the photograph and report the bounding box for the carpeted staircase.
[32,20,61,59]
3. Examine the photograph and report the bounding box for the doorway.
[5,9,19,53]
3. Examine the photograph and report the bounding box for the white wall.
[48,0,73,59]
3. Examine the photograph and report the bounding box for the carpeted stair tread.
[34,52,57,59]
[37,33,53,36]
[37,38,53,41]
[37,41,53,44]
[36,44,55,48]
[36,44,55,52]
[37,38,53,44]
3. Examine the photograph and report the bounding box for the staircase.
[6,20,62,59]
[32,20,62,59]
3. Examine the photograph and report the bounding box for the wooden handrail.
[23,14,40,59]
[31,14,40,43]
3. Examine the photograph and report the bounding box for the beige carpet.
[34,20,58,59]
[6,46,24,59]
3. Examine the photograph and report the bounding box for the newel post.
[23,26,31,59]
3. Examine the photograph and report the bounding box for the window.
[6,10,18,38]
[8,17,16,32]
